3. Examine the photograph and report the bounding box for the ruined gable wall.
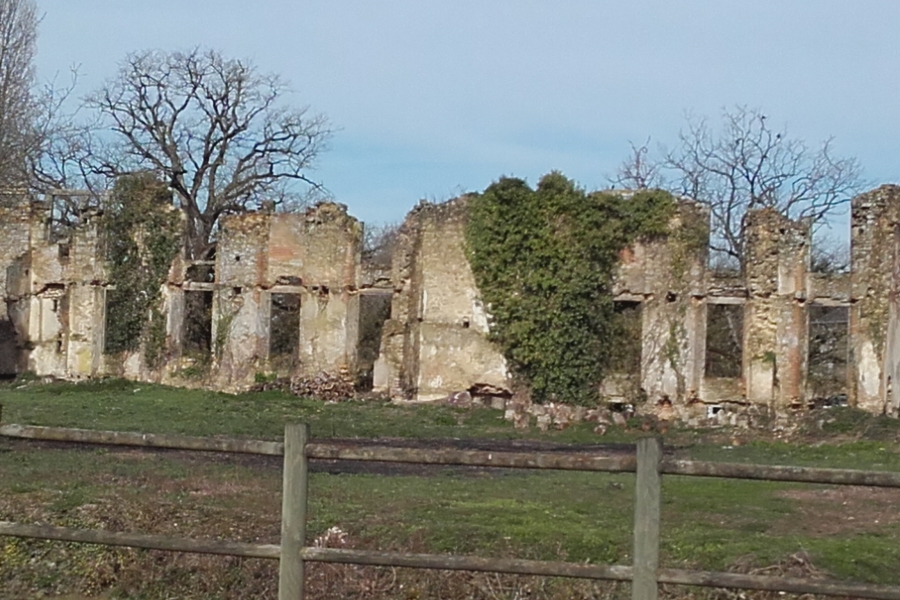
[374,198,508,401]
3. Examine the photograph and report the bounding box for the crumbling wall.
[373,198,509,401]
[3,197,105,379]
[602,200,709,416]
[4,184,900,419]
[1,194,363,393]
[639,202,707,411]
[377,194,865,419]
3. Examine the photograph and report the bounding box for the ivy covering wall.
[465,172,676,405]
[103,173,182,368]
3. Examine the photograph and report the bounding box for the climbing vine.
[465,172,676,405]
[102,173,182,368]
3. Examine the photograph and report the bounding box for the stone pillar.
[63,216,105,378]
[850,185,900,414]
[0,192,34,375]
[743,209,810,410]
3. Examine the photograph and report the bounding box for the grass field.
[2,377,900,599]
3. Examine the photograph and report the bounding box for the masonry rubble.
[3,186,900,425]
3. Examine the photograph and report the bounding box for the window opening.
[807,305,849,405]
[705,303,743,378]
[269,293,301,366]
[357,293,392,390]
[183,290,213,357]
[610,301,642,376]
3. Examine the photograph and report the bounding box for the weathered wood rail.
[2,421,900,600]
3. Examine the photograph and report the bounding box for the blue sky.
[34,1,900,228]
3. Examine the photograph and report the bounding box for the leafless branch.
[610,138,663,190]
[0,0,38,189]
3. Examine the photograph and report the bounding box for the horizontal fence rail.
[6,423,900,486]
[0,521,280,559]
[661,459,900,488]
[3,420,900,600]
[0,423,284,455]
[306,443,638,472]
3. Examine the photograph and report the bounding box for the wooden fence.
[2,421,900,600]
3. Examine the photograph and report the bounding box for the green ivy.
[102,173,182,367]
[465,172,676,405]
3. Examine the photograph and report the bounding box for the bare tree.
[613,138,662,191]
[614,106,865,269]
[0,0,38,189]
[362,221,401,271]
[87,48,332,259]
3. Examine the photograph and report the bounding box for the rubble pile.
[252,369,356,402]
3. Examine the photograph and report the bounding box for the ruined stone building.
[3,185,900,419]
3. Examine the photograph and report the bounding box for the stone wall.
[1,196,363,392]
[170,203,363,390]
[374,191,872,419]
[4,185,900,418]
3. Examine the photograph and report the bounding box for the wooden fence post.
[279,423,309,600]
[632,436,662,600]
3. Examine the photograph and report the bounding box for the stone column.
[743,209,810,411]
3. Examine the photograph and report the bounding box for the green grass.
[0,378,552,440]
[684,439,900,471]
[307,470,636,563]
[2,378,900,596]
